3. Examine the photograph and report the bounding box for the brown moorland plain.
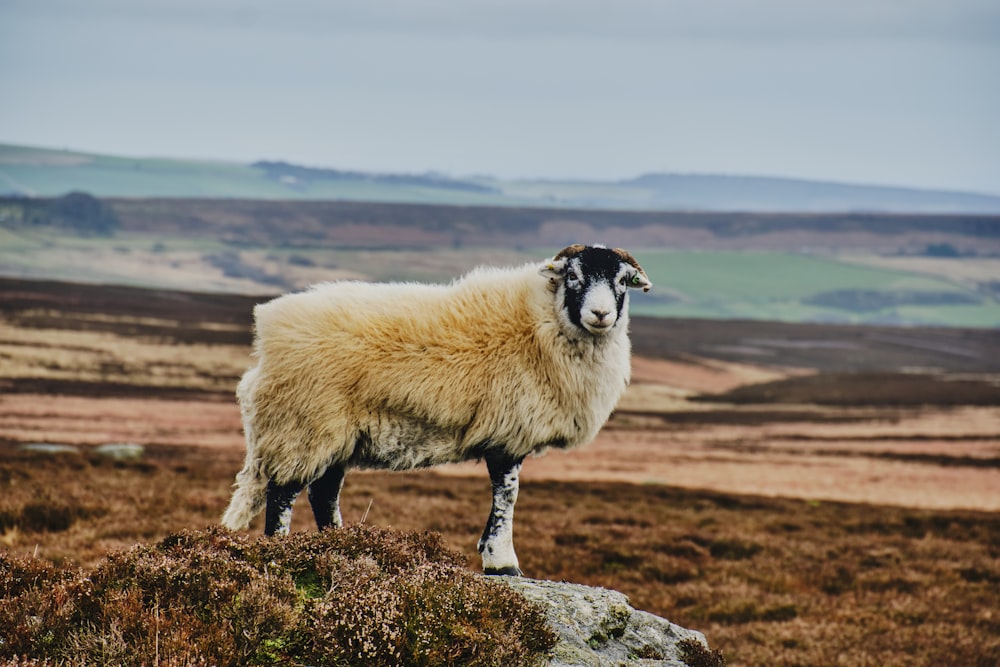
[1,277,999,666]
[2,445,998,666]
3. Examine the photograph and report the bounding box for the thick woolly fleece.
[223,256,639,531]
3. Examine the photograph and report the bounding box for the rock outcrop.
[501,577,718,666]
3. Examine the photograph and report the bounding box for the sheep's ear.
[613,248,652,292]
[629,272,653,292]
[539,256,568,282]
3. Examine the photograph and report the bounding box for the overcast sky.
[2,0,998,194]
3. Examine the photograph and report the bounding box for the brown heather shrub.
[0,526,556,666]
[678,637,727,667]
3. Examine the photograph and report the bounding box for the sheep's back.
[248,271,549,441]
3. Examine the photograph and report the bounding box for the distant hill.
[3,142,999,213]
[252,160,498,195]
[617,173,1000,214]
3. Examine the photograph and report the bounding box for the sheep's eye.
[631,274,642,286]
[567,272,581,283]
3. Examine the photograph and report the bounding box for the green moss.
[292,570,326,600]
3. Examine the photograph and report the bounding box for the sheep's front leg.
[308,464,346,529]
[265,479,304,536]
[478,451,525,576]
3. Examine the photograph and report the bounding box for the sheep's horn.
[613,248,652,292]
[553,244,587,261]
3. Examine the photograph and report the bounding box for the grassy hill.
[2,192,998,327]
[1,229,997,327]
[4,142,1000,213]
[633,251,1000,327]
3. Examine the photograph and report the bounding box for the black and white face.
[540,245,652,337]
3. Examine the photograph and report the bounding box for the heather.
[0,526,556,666]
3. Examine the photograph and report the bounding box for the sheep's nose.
[591,309,611,321]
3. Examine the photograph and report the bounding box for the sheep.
[221,244,652,575]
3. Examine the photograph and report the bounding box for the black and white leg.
[264,478,304,536]
[478,451,525,576]
[308,464,346,530]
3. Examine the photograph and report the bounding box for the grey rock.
[94,443,145,460]
[500,577,711,666]
[19,443,80,454]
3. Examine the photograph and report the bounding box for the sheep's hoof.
[484,566,523,577]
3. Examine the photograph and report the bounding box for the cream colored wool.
[222,261,634,530]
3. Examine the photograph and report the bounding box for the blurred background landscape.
[1,1,998,665]
[2,143,999,327]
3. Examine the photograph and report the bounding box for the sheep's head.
[539,244,652,337]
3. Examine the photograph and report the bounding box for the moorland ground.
[1,277,999,665]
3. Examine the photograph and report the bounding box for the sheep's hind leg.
[308,464,346,530]
[478,451,525,576]
[264,479,304,536]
